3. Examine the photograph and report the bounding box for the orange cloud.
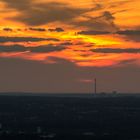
[0,0,139,67]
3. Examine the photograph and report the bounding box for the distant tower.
[94,78,97,94]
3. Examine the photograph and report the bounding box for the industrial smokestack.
[94,78,97,94]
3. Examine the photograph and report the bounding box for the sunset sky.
[0,0,140,93]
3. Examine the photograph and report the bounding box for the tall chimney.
[94,78,97,94]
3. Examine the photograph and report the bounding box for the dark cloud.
[28,28,46,32]
[45,38,60,42]
[29,45,66,53]
[2,1,90,26]
[1,0,119,32]
[116,30,140,35]
[3,28,13,32]
[60,42,73,46]
[116,30,140,42]
[91,3,103,11]
[1,0,31,10]
[48,28,64,32]
[77,29,140,39]
[0,45,26,52]
[0,36,59,42]
[102,11,115,20]
[77,30,110,35]
[0,44,65,53]
[91,48,140,53]
[73,11,119,32]
[1,0,131,34]
[108,0,131,8]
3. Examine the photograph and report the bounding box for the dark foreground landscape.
[0,93,140,140]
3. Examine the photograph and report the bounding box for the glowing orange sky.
[0,0,140,67]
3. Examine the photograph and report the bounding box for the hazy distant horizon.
[0,91,140,95]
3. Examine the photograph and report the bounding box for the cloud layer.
[74,11,119,31]
[1,0,119,32]
[0,36,60,42]
[2,0,90,26]
[91,48,140,53]
[78,29,140,42]
[0,44,66,53]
